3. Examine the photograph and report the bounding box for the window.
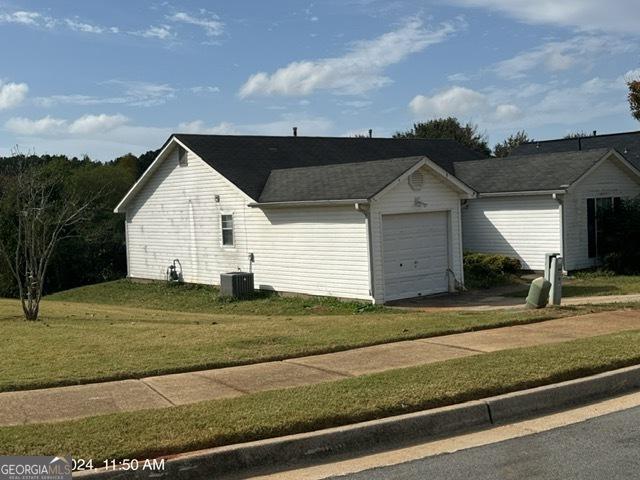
[178,146,188,167]
[587,196,621,258]
[221,214,234,246]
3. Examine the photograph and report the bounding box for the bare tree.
[0,157,97,320]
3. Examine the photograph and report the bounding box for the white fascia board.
[247,199,369,208]
[477,189,567,198]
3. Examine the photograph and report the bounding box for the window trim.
[220,213,234,247]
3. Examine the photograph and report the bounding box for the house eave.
[248,199,370,208]
[477,189,567,198]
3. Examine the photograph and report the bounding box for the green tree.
[394,117,491,156]
[563,131,589,139]
[628,79,640,121]
[493,130,532,158]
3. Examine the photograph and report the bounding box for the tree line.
[0,149,158,300]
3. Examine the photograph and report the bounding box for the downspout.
[355,202,376,303]
[552,193,567,273]
[124,210,131,278]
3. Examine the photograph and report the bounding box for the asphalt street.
[332,405,640,480]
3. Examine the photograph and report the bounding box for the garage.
[382,211,450,301]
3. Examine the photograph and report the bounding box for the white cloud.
[493,104,522,121]
[239,17,462,97]
[178,115,333,136]
[5,113,128,136]
[338,100,372,108]
[168,11,224,36]
[448,0,640,34]
[0,9,115,34]
[623,68,640,81]
[0,81,28,110]
[178,120,239,135]
[447,72,470,82]
[35,81,180,108]
[100,80,176,106]
[495,35,631,79]
[409,85,524,126]
[64,18,104,34]
[410,86,487,117]
[5,116,67,136]
[68,114,129,134]
[0,10,49,27]
[136,25,173,40]
[190,85,221,94]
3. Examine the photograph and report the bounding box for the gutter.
[247,199,369,208]
[355,202,376,303]
[477,189,566,198]
[553,192,567,272]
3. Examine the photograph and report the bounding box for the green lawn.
[3,329,640,462]
[505,274,640,299]
[1,291,606,392]
[46,279,386,316]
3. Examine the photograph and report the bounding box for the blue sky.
[0,0,639,160]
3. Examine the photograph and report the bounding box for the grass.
[1,292,613,392]
[46,279,386,316]
[3,329,640,461]
[505,273,640,299]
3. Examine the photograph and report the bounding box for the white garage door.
[382,211,450,301]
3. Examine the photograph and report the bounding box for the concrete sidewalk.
[2,309,640,427]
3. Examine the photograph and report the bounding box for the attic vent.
[178,146,188,167]
[408,171,424,191]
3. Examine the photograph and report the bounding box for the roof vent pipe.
[593,130,597,136]
[368,129,373,138]
[293,126,298,137]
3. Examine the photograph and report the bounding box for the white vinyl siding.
[125,146,371,300]
[369,165,465,303]
[563,158,640,271]
[462,196,561,270]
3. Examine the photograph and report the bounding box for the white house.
[114,135,479,304]
[455,148,640,271]
[115,134,640,303]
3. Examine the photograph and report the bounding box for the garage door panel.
[382,211,449,301]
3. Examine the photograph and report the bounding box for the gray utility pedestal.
[544,253,563,306]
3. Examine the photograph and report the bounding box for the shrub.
[464,252,522,289]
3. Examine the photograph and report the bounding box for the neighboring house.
[512,130,640,170]
[114,135,480,304]
[455,149,640,271]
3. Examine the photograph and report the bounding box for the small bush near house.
[599,198,640,274]
[464,252,522,289]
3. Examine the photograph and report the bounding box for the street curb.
[486,364,640,422]
[75,364,640,480]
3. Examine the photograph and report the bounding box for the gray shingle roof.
[512,130,640,170]
[173,134,485,200]
[258,156,424,203]
[453,149,611,193]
